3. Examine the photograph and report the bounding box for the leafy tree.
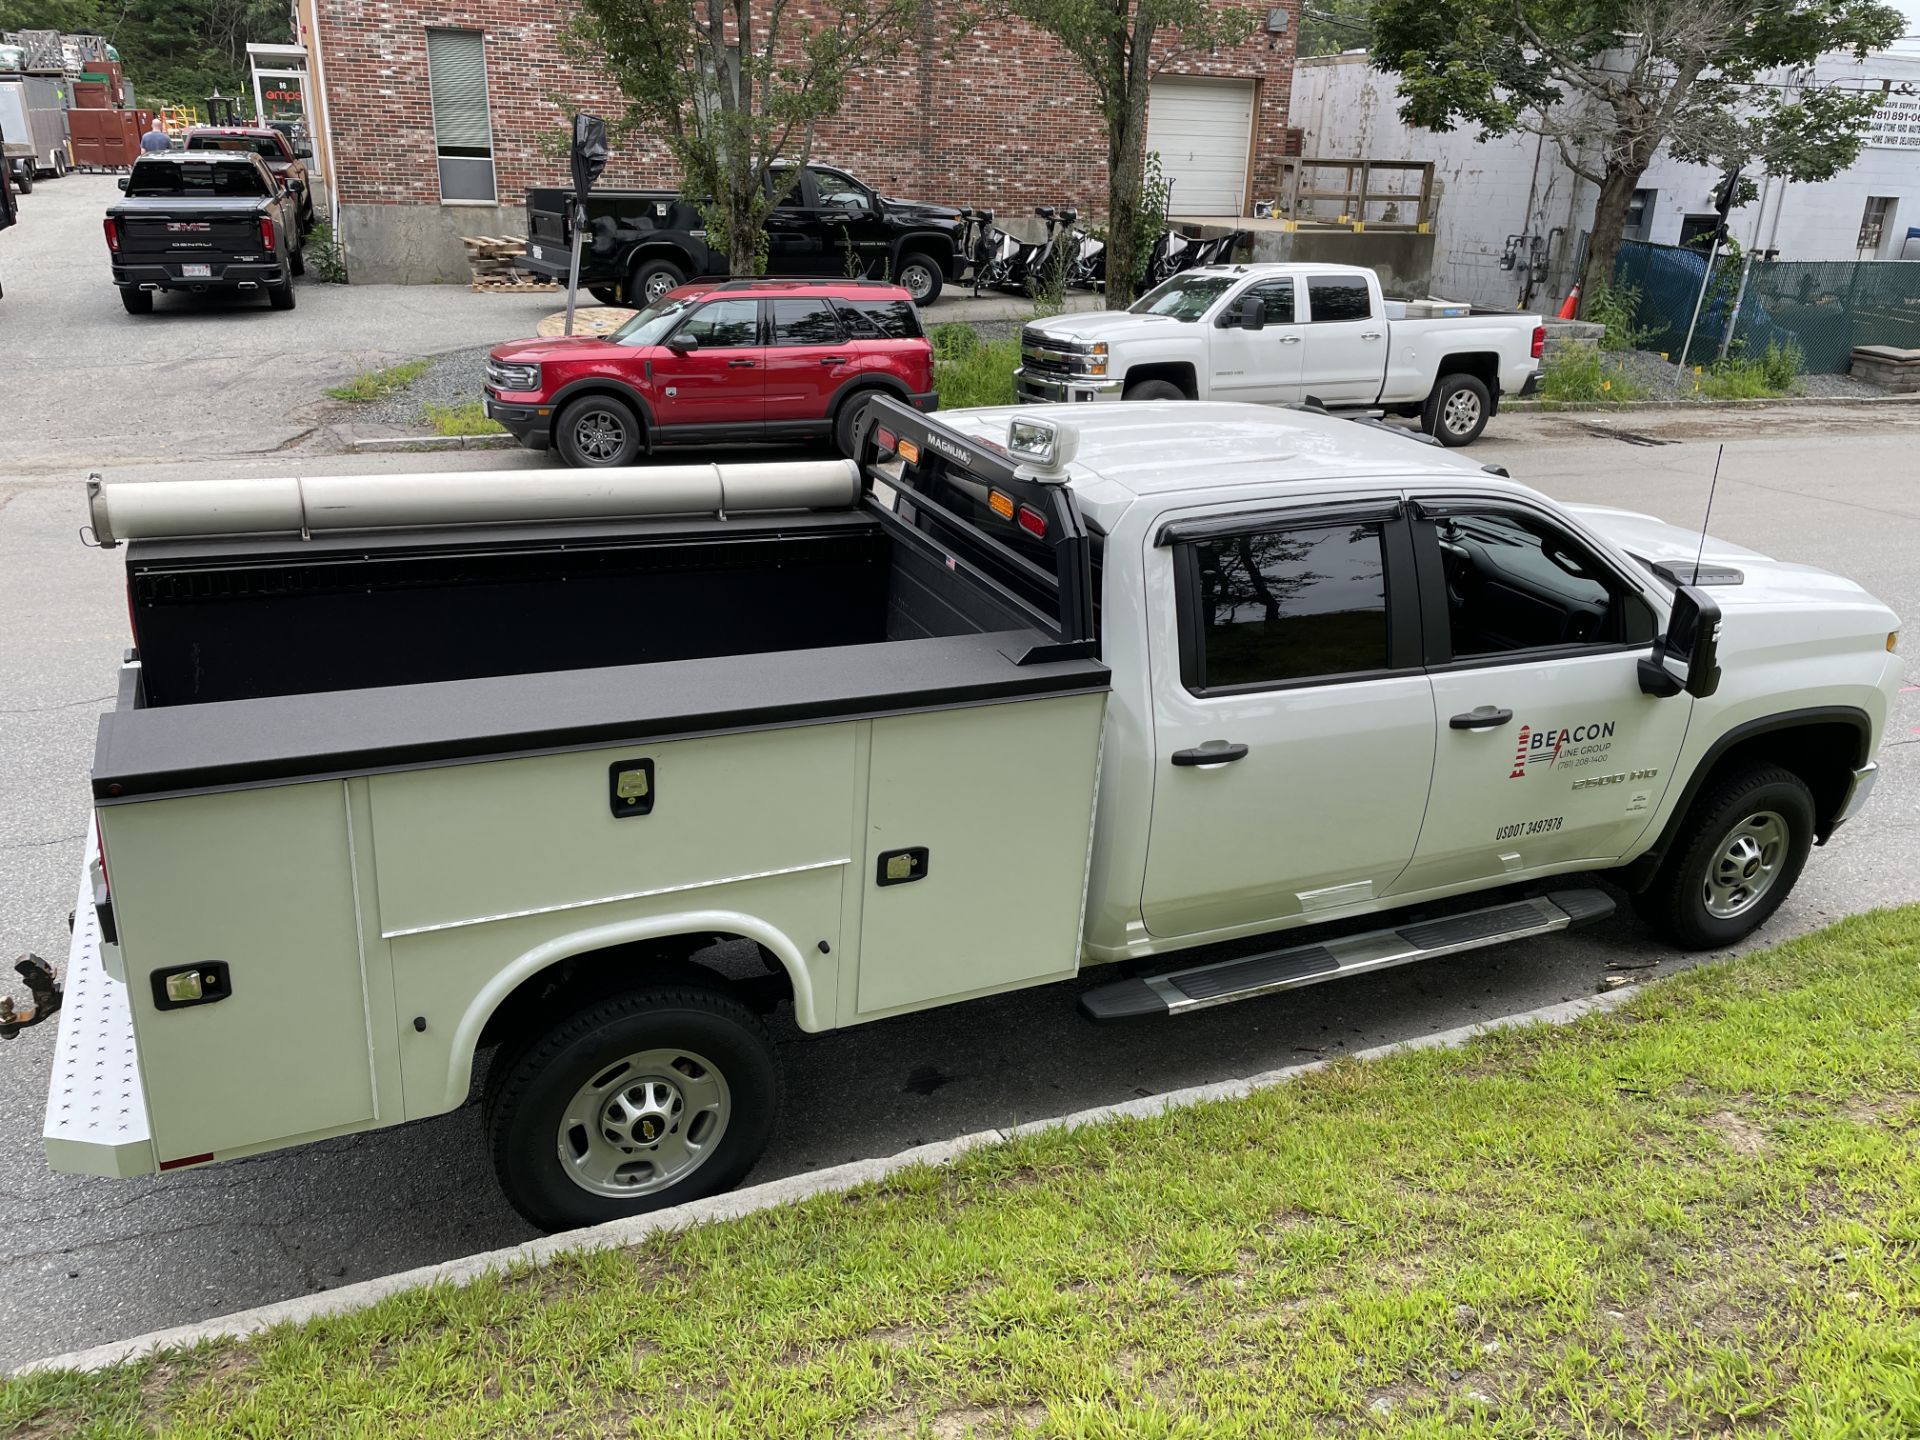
[1367,0,1905,305]
[567,0,925,276]
[1007,0,1259,306]
[1297,0,1373,58]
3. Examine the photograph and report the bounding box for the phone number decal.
[1495,816,1563,842]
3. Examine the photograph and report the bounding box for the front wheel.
[896,251,943,305]
[555,393,642,467]
[1632,764,1814,950]
[485,984,781,1230]
[1124,379,1186,401]
[289,244,306,277]
[1422,372,1491,446]
[13,164,30,194]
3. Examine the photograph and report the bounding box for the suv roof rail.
[705,276,904,292]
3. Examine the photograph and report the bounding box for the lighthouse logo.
[1507,719,1617,779]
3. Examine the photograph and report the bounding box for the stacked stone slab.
[1848,346,1920,393]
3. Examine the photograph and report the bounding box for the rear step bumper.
[1078,889,1614,1022]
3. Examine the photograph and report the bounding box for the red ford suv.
[484,278,938,467]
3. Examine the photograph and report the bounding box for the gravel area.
[1583,346,1886,403]
[351,345,493,429]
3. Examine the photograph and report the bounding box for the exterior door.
[1141,501,1435,939]
[763,295,853,430]
[1145,77,1255,216]
[650,297,766,434]
[1299,273,1385,405]
[1207,276,1305,402]
[763,167,825,275]
[809,166,884,277]
[1391,501,1690,896]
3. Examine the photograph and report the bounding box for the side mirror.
[1239,297,1267,331]
[1638,584,1722,698]
[665,332,698,353]
[295,143,313,158]
[117,176,128,191]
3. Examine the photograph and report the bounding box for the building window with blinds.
[426,28,495,202]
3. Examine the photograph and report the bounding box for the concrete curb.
[346,434,518,453]
[13,983,1643,1377]
[1507,391,1920,414]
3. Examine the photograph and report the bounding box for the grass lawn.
[422,401,505,437]
[933,323,1020,409]
[7,907,1919,1438]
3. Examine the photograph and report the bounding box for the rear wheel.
[896,252,943,306]
[834,387,888,457]
[289,244,306,277]
[630,258,686,307]
[1124,378,1186,401]
[268,278,297,310]
[485,984,781,1230]
[13,164,30,194]
[119,287,153,315]
[556,394,643,467]
[1422,373,1491,446]
[1631,764,1815,950]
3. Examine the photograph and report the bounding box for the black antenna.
[1691,444,1724,585]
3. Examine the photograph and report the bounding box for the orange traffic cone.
[1556,282,1581,320]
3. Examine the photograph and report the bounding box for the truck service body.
[40,400,1899,1228]
[1015,263,1544,445]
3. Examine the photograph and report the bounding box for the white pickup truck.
[1015,262,1544,445]
[29,398,1898,1232]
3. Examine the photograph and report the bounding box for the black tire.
[629,258,686,307]
[833,387,888,457]
[268,279,297,310]
[14,165,31,195]
[485,983,781,1231]
[1422,372,1491,446]
[588,284,624,306]
[896,251,943,306]
[555,393,643,467]
[289,244,306,277]
[119,287,153,315]
[1631,764,1815,950]
[1124,378,1186,401]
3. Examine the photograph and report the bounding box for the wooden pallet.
[470,274,560,293]
[462,234,553,289]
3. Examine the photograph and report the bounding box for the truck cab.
[1016,263,1544,445]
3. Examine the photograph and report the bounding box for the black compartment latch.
[875,848,930,886]
[150,961,231,1011]
[609,759,655,818]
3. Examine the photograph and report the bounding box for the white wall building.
[1289,48,1920,312]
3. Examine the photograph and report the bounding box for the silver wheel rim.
[1443,389,1482,435]
[1703,810,1789,919]
[643,271,677,303]
[573,410,627,463]
[557,1046,731,1198]
[900,262,935,300]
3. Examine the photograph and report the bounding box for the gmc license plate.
[181,264,212,278]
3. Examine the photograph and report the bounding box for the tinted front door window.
[676,299,760,347]
[1434,510,1647,657]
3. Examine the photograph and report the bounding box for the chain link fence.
[1612,240,1920,374]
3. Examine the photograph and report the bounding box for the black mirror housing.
[117,176,129,191]
[1638,584,1722,698]
[1240,297,1267,331]
[665,333,698,353]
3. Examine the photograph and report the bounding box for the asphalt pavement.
[2,178,1918,1368]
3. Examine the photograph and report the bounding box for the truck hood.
[1024,311,1196,345]
[1568,504,1885,610]
[878,195,961,222]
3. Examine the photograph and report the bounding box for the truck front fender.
[446,908,826,1107]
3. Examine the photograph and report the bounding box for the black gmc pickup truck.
[106,152,304,314]
[520,162,966,306]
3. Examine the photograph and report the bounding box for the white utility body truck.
[28,398,1899,1230]
[1015,262,1544,445]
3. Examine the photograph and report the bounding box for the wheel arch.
[449,909,822,1109]
[1623,706,1872,890]
[547,377,657,435]
[1123,361,1199,398]
[890,230,957,270]
[1433,353,1502,405]
[830,371,912,417]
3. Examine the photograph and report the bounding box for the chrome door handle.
[727,359,756,368]
[1172,742,1249,767]
[820,356,850,365]
[1449,708,1513,730]
[1279,334,1302,344]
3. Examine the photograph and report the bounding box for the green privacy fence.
[1612,240,1920,373]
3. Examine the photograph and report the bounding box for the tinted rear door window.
[1189,522,1391,689]
[771,299,847,346]
[1306,276,1373,323]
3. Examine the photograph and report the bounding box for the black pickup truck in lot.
[105,152,304,314]
[520,162,967,306]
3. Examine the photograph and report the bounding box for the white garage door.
[1146,78,1255,216]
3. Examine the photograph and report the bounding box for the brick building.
[295,0,1301,283]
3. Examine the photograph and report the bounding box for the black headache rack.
[849,394,1098,664]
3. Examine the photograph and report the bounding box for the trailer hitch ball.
[0,955,62,1039]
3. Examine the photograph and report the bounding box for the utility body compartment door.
[1141,498,1434,938]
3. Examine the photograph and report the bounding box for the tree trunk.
[1105,120,1144,308]
[1581,161,1645,316]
